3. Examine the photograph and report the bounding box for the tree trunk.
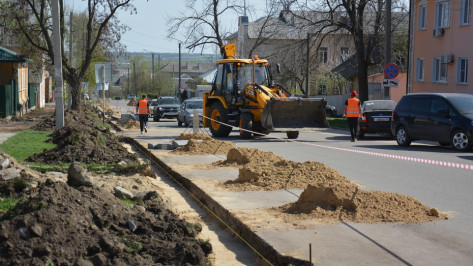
[357,59,369,103]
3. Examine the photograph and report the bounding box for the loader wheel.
[286,131,299,139]
[239,113,253,139]
[209,102,232,137]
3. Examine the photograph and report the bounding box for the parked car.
[149,99,158,117]
[127,94,136,99]
[114,96,121,100]
[325,105,337,117]
[153,96,181,122]
[359,100,396,139]
[391,93,473,151]
[177,98,203,127]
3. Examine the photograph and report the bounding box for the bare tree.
[167,0,246,53]
[281,0,408,102]
[1,0,136,110]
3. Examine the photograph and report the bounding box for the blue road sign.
[384,63,399,79]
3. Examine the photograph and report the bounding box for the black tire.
[396,126,411,147]
[286,131,299,139]
[184,121,190,127]
[209,102,232,137]
[239,113,253,139]
[451,130,471,151]
[358,130,365,139]
[153,115,159,122]
[177,118,182,127]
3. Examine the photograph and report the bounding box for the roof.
[0,46,29,62]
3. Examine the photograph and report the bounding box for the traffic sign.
[383,79,398,87]
[384,63,399,79]
[179,88,186,93]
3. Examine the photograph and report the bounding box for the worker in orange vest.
[136,95,151,134]
[343,91,362,142]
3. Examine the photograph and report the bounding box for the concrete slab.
[0,132,16,144]
[172,140,189,149]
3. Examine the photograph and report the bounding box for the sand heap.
[211,146,447,224]
[172,133,234,155]
[121,119,140,129]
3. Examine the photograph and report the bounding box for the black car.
[391,93,473,151]
[359,100,396,139]
[153,96,181,122]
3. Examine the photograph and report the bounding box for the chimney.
[237,16,249,58]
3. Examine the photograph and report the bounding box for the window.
[433,57,447,83]
[460,0,471,25]
[418,2,427,30]
[319,47,328,64]
[411,98,432,113]
[457,57,468,84]
[416,58,425,81]
[435,1,450,28]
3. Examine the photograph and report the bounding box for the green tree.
[0,0,136,110]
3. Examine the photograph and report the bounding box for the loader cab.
[213,60,270,106]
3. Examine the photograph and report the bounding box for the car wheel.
[396,126,411,147]
[451,130,471,151]
[177,118,182,127]
[209,102,232,137]
[286,131,299,139]
[153,115,159,122]
[358,130,365,139]
[239,113,253,139]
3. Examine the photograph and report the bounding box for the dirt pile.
[201,145,447,224]
[121,119,140,129]
[0,178,211,265]
[27,110,138,164]
[0,105,55,132]
[175,133,213,140]
[172,138,235,155]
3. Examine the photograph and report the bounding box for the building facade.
[410,0,472,93]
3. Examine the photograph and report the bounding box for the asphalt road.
[113,98,473,265]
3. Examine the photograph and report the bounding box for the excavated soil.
[0,108,212,265]
[27,107,138,164]
[0,105,56,132]
[177,142,447,224]
[172,138,235,155]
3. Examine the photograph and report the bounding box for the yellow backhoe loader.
[203,43,329,139]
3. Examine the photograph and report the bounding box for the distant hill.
[114,52,219,64]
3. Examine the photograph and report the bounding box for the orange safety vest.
[346,97,360,117]
[138,99,149,114]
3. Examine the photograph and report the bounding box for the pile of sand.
[210,146,447,224]
[175,133,213,140]
[172,139,235,155]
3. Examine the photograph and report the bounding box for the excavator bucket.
[261,97,329,131]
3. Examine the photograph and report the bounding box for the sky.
[71,0,269,54]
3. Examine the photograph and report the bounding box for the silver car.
[177,98,203,127]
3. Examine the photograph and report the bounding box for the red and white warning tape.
[201,114,473,171]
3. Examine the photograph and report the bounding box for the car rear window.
[448,96,473,114]
[363,101,396,112]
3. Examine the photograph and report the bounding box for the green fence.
[0,84,13,118]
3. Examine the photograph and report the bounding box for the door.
[427,97,451,142]
[409,97,432,139]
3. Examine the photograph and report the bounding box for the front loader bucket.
[261,97,329,131]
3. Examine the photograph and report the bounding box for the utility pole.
[127,67,130,94]
[178,43,182,99]
[385,0,392,100]
[68,11,73,109]
[52,0,64,129]
[151,52,155,90]
[305,33,310,97]
[133,62,136,95]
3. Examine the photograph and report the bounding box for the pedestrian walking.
[343,91,362,142]
[136,95,150,134]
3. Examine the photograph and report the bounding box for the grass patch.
[327,117,349,130]
[119,198,137,207]
[0,197,24,212]
[117,237,143,253]
[0,130,54,162]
